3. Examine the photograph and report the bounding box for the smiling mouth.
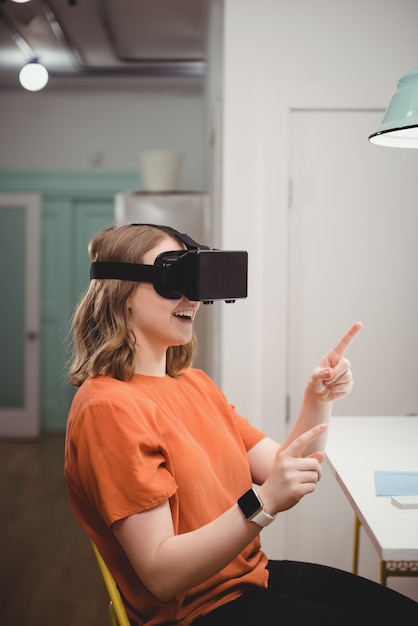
[173,310,196,321]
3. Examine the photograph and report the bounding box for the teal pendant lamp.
[369,66,418,148]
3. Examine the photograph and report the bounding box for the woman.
[65,223,417,625]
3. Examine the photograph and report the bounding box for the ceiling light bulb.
[11,1,32,3]
[19,60,49,91]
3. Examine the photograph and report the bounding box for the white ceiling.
[0,0,209,90]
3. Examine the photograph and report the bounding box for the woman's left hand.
[307,322,362,402]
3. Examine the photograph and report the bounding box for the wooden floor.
[0,433,109,626]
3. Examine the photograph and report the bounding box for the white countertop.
[326,416,418,561]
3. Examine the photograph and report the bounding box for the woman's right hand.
[113,424,328,601]
[257,423,327,515]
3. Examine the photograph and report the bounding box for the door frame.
[0,193,41,438]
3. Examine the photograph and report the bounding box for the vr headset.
[90,224,248,304]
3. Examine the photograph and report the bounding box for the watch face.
[238,489,262,518]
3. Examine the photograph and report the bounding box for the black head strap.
[90,224,208,282]
[90,261,162,281]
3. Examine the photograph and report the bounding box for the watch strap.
[250,506,276,527]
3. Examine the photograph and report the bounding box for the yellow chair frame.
[91,540,131,626]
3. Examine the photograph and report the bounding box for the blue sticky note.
[374,471,418,497]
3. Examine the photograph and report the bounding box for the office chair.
[91,540,131,626]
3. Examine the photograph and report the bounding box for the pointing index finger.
[332,322,362,357]
[284,423,328,457]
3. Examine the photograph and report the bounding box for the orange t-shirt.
[65,368,268,625]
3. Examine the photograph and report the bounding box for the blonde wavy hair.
[68,224,197,386]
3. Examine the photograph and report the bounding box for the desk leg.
[352,514,361,575]
[352,516,417,586]
[380,561,388,586]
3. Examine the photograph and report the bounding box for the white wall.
[221,0,418,599]
[0,87,207,191]
[221,0,418,425]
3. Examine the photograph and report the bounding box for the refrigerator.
[114,191,215,377]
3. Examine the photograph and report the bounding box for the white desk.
[326,416,418,585]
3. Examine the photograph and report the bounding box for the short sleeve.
[75,396,178,527]
[230,407,266,451]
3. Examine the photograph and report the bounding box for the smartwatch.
[237,488,277,527]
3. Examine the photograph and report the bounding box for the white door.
[288,109,418,420]
[284,110,418,583]
[0,193,41,437]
